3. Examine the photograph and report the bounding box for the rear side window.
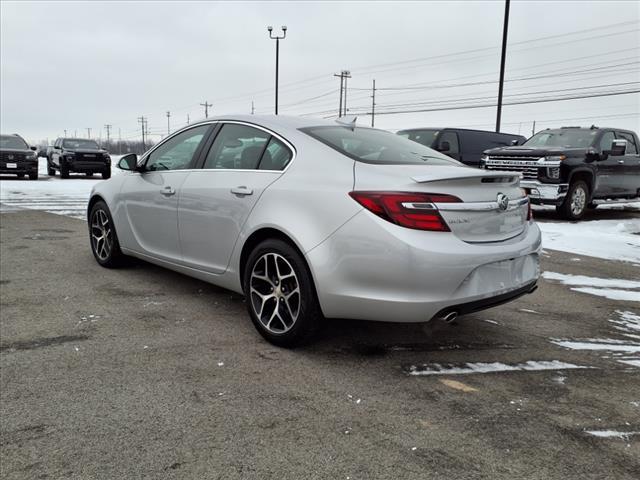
[260,137,292,170]
[302,126,459,166]
[203,124,270,170]
[617,132,638,154]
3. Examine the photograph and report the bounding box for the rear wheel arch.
[240,228,308,284]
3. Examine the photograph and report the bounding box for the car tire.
[88,200,126,268]
[28,172,38,180]
[60,163,70,179]
[557,180,589,221]
[243,239,322,347]
[86,172,93,177]
[47,163,56,176]
[17,173,25,179]
[102,168,111,180]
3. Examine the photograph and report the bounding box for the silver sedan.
[88,115,541,346]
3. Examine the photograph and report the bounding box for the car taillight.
[349,191,461,231]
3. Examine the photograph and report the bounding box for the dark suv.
[481,126,640,220]
[397,127,526,167]
[48,138,111,179]
[0,134,39,180]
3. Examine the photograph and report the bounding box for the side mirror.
[438,141,451,152]
[117,153,138,171]
[510,139,519,146]
[610,139,626,156]
[54,145,61,150]
[30,146,37,151]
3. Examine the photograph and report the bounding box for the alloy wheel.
[249,253,301,334]
[570,187,586,216]
[91,209,113,261]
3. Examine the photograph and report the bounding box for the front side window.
[599,131,616,152]
[145,125,209,171]
[302,126,459,166]
[203,124,271,170]
[0,135,28,150]
[617,132,638,154]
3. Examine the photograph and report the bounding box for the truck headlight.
[544,155,566,162]
[25,151,37,160]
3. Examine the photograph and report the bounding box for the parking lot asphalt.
[1,210,639,480]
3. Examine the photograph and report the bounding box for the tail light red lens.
[349,191,461,231]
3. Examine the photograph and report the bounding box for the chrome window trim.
[138,119,297,173]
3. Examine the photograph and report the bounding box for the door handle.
[160,186,176,196]
[231,186,253,196]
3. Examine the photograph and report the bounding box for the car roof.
[397,127,524,137]
[187,114,355,131]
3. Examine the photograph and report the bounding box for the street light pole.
[268,25,287,115]
[496,0,510,132]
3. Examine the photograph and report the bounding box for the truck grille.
[76,153,102,163]
[485,155,542,180]
[0,152,26,162]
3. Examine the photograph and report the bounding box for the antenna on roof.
[335,115,357,131]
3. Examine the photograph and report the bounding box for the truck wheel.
[102,168,111,180]
[86,172,93,177]
[28,172,38,180]
[60,164,70,179]
[47,163,56,176]
[557,180,589,221]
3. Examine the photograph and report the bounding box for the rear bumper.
[0,160,38,174]
[306,210,541,323]
[521,180,568,205]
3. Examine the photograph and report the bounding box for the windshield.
[0,135,29,150]
[523,129,597,148]
[397,129,440,148]
[301,126,459,166]
[63,139,99,149]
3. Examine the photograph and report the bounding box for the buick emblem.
[497,193,509,211]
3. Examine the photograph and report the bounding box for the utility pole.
[74,130,77,138]
[104,124,112,145]
[495,0,510,132]
[268,26,287,115]
[86,128,92,139]
[251,101,255,115]
[166,111,171,135]
[532,120,536,136]
[200,101,212,118]
[138,116,147,151]
[334,70,351,117]
[187,114,190,125]
[334,72,344,117]
[64,129,68,137]
[343,70,351,116]
[371,79,376,127]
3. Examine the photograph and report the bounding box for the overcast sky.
[1,0,638,144]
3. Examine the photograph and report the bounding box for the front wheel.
[28,172,38,180]
[47,163,56,176]
[557,180,589,221]
[243,239,322,347]
[89,201,126,268]
[60,163,70,179]
[102,168,111,180]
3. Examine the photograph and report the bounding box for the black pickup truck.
[480,126,640,220]
[48,138,111,179]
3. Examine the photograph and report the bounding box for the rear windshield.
[301,126,459,165]
[396,129,440,148]
[523,129,597,148]
[0,135,28,150]
[63,139,99,149]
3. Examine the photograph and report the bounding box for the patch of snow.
[538,218,640,264]
[482,319,499,325]
[542,272,640,302]
[550,339,640,353]
[585,430,640,439]
[519,308,540,314]
[217,362,224,367]
[406,360,591,376]
[618,359,640,367]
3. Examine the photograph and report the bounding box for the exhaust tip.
[440,311,458,323]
